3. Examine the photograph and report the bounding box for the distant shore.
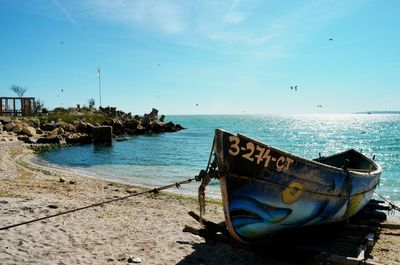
[1,140,400,264]
[355,111,400,114]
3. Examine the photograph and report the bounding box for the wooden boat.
[210,129,382,243]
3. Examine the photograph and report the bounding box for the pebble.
[128,256,142,263]
[176,240,191,245]
[59,177,66,183]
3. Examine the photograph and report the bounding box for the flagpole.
[97,68,102,107]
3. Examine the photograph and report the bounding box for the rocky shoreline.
[0,107,184,145]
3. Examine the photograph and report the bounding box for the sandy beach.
[1,139,400,265]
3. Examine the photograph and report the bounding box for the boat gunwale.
[232,130,382,177]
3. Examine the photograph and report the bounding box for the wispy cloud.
[67,0,366,60]
[78,0,186,34]
[50,0,87,37]
[76,0,253,35]
[223,0,248,24]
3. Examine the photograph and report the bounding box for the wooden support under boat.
[183,199,396,265]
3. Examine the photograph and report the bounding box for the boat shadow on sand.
[176,239,294,265]
[176,203,389,265]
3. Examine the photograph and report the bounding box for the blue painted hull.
[214,129,381,243]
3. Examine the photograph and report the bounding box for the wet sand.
[0,139,399,265]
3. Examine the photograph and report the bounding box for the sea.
[37,114,400,203]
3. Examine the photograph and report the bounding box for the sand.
[0,138,399,265]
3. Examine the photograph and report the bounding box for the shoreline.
[1,141,400,264]
[0,141,225,265]
[28,153,221,199]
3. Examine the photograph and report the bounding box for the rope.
[205,137,215,172]
[0,178,194,231]
[198,136,216,223]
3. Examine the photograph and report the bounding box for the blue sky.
[0,0,399,115]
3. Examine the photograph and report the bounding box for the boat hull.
[214,129,381,243]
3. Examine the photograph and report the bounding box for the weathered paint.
[214,129,381,243]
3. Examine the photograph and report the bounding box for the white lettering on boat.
[228,135,294,172]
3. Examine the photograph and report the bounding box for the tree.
[32,99,45,114]
[9,84,27,97]
[88,98,95,109]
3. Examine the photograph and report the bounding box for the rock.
[159,115,165,122]
[175,124,184,130]
[25,118,40,129]
[123,119,139,130]
[111,120,124,135]
[123,129,135,135]
[135,125,147,134]
[4,122,15,131]
[28,137,38,144]
[43,123,57,131]
[17,135,38,144]
[115,137,129,142]
[153,119,164,127]
[59,177,66,183]
[57,127,64,135]
[116,254,126,261]
[0,123,3,133]
[76,121,93,134]
[59,121,76,133]
[23,126,36,136]
[36,135,65,144]
[65,133,92,145]
[12,124,22,133]
[0,116,12,124]
[140,115,151,127]
[164,122,177,132]
[127,256,142,263]
[150,108,158,119]
[47,127,64,136]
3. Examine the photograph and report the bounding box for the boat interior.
[314,149,378,172]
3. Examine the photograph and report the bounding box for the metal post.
[13,98,16,116]
[97,68,102,107]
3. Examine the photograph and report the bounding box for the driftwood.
[183,200,394,265]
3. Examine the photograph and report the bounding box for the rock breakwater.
[0,107,184,145]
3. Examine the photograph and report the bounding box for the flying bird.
[295,86,298,91]
[60,41,64,44]
[329,38,333,41]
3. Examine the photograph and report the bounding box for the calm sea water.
[38,114,400,202]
